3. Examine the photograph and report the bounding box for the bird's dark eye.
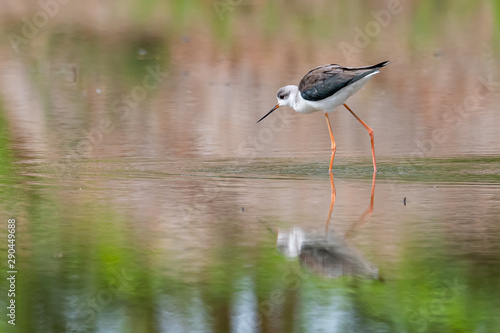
[278,94,287,99]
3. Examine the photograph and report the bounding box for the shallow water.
[1,1,500,332]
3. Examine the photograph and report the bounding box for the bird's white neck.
[287,86,317,114]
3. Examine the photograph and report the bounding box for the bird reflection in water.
[276,173,379,279]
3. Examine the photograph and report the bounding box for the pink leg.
[324,113,337,173]
[343,103,377,173]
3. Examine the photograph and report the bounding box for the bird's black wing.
[298,61,390,102]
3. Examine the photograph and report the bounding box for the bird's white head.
[276,85,298,108]
[257,85,298,123]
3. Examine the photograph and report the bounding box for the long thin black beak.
[257,104,280,123]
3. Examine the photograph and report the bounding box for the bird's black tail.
[374,60,391,68]
[343,60,391,70]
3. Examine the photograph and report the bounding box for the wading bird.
[257,61,390,173]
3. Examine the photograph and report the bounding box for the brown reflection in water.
[277,173,378,279]
[1,2,500,164]
[344,172,376,239]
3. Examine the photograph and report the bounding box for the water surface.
[1,1,500,332]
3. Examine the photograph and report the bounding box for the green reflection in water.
[1,0,500,331]
[0,100,15,187]
[2,180,500,332]
[351,241,500,332]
